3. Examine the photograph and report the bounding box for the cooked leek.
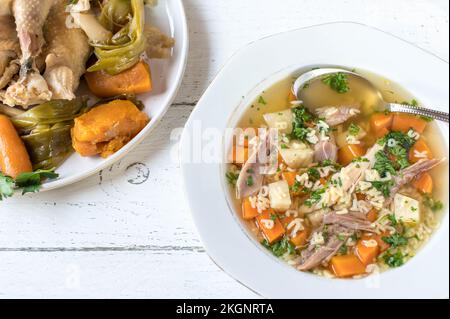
[88,0,146,75]
[12,97,89,169]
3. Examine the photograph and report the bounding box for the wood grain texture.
[0,0,448,298]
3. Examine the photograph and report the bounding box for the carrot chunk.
[413,172,433,194]
[370,113,393,134]
[282,216,310,247]
[242,198,259,220]
[282,172,298,187]
[392,113,428,133]
[85,61,152,98]
[330,255,367,278]
[366,208,378,223]
[356,236,380,265]
[338,144,366,166]
[256,211,285,244]
[409,138,433,164]
[0,115,32,178]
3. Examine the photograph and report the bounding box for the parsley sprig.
[0,169,58,200]
[262,236,296,257]
[322,73,350,93]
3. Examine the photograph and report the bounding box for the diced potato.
[279,141,314,169]
[394,194,420,225]
[268,180,292,212]
[263,109,293,134]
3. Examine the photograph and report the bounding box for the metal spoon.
[292,68,449,123]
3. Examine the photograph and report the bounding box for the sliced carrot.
[256,211,285,244]
[282,216,310,247]
[375,127,390,139]
[370,113,393,134]
[409,138,433,164]
[338,144,366,166]
[330,255,367,278]
[230,146,249,164]
[413,172,433,194]
[355,236,380,265]
[85,61,152,97]
[242,198,259,220]
[366,208,378,223]
[282,172,298,187]
[392,113,428,133]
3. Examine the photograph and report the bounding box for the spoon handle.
[387,103,449,123]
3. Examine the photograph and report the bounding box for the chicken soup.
[226,68,448,279]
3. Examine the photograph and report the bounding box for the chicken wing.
[2,0,54,107]
[43,0,90,100]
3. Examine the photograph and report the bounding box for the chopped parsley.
[338,244,348,255]
[304,188,326,207]
[389,145,410,170]
[383,250,406,268]
[348,123,361,136]
[246,175,254,187]
[385,131,416,150]
[258,96,267,105]
[423,195,444,212]
[352,157,369,163]
[321,72,350,94]
[401,99,418,107]
[382,233,408,248]
[307,168,321,181]
[262,237,295,257]
[371,180,394,197]
[225,171,239,186]
[373,151,396,178]
[280,144,289,149]
[291,106,314,143]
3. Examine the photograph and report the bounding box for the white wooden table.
[1,0,448,298]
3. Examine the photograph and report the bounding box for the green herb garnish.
[322,72,350,93]
[0,168,59,199]
[291,106,314,143]
[225,171,239,186]
[348,123,361,136]
[262,237,296,257]
[373,151,396,178]
[246,175,254,187]
[258,96,267,105]
[383,250,406,268]
[424,195,444,212]
[371,180,394,197]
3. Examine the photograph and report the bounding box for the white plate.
[181,22,449,298]
[41,0,189,191]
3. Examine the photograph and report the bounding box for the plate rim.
[39,0,190,192]
[180,21,449,298]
